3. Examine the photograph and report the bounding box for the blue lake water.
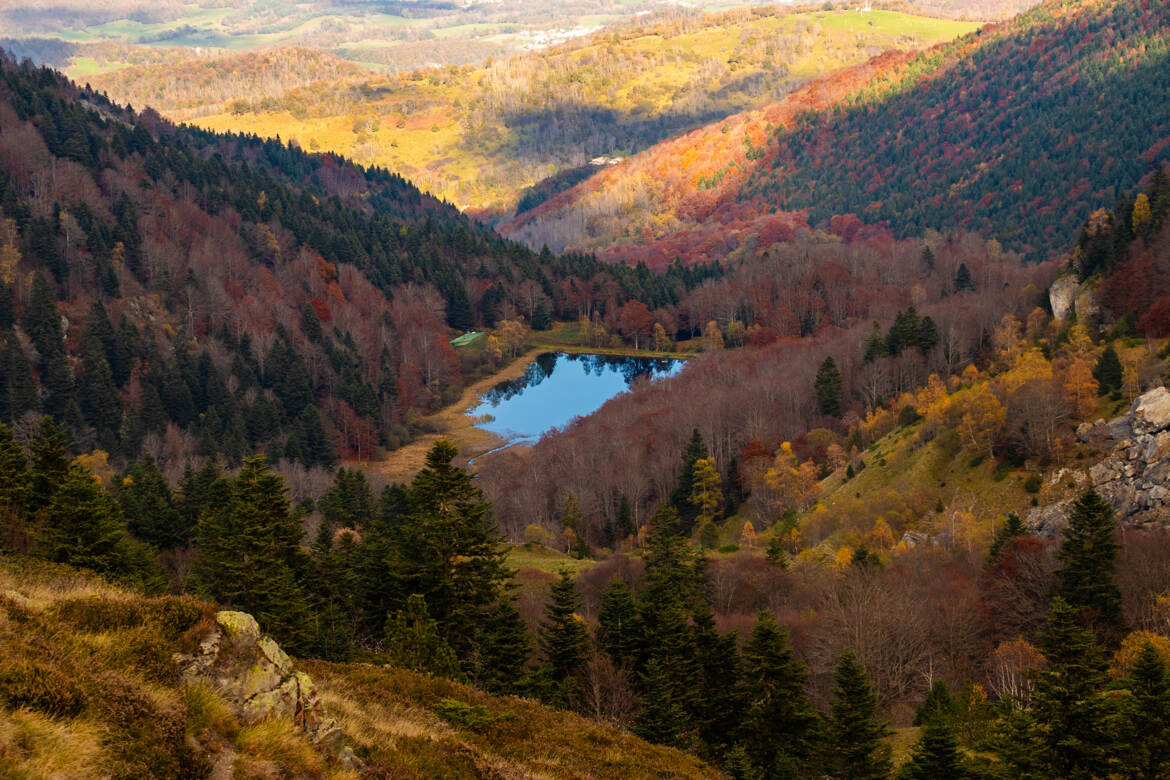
[468,352,682,446]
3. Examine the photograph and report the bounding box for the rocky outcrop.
[1049,274,1080,322]
[1028,387,1170,534]
[1048,274,1102,330]
[177,610,358,769]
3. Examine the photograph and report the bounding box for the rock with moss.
[176,610,358,768]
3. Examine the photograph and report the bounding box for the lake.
[468,352,683,446]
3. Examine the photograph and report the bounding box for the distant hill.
[179,7,979,214]
[86,48,372,119]
[507,0,1170,264]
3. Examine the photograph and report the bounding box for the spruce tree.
[739,611,820,779]
[115,456,187,549]
[954,263,975,292]
[472,598,531,695]
[670,429,708,530]
[598,578,642,667]
[0,424,31,552]
[987,512,1028,564]
[384,594,462,679]
[391,439,516,666]
[41,464,162,591]
[1122,642,1170,780]
[1055,489,1122,636]
[1093,344,1123,394]
[902,716,965,780]
[693,601,746,761]
[28,415,70,510]
[194,455,314,653]
[863,322,888,363]
[814,356,844,418]
[77,333,121,443]
[914,679,956,727]
[0,330,39,423]
[538,569,591,705]
[634,658,691,748]
[827,652,892,780]
[1027,597,1120,778]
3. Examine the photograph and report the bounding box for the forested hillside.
[180,7,978,213]
[0,54,715,475]
[508,0,1170,264]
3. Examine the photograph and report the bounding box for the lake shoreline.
[365,345,684,484]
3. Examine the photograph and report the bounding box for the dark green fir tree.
[738,611,820,779]
[1122,642,1170,780]
[826,652,892,780]
[1055,489,1122,637]
[597,578,641,667]
[814,356,844,418]
[537,569,591,705]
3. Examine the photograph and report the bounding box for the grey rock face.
[1033,387,1170,530]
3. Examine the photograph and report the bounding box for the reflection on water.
[468,352,682,445]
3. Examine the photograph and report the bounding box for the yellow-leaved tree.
[690,456,724,526]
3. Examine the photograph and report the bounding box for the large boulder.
[1049,275,1080,322]
[176,610,358,769]
[1131,386,1170,436]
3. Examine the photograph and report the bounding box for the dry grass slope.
[0,559,722,779]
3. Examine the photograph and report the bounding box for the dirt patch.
[366,348,545,484]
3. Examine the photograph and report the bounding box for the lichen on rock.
[176,609,359,769]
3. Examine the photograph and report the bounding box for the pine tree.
[1093,344,1123,394]
[41,464,162,591]
[914,679,956,727]
[987,512,1028,564]
[384,594,462,679]
[28,415,70,510]
[634,658,691,748]
[390,439,515,666]
[194,455,314,653]
[814,356,844,418]
[538,569,590,705]
[1055,489,1122,636]
[0,330,39,423]
[0,424,32,552]
[902,716,965,780]
[1122,642,1170,780]
[739,611,821,778]
[954,263,975,292]
[671,429,708,530]
[115,456,187,549]
[827,652,892,780]
[1026,597,1120,778]
[598,578,642,667]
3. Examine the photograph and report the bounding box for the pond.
[468,352,683,447]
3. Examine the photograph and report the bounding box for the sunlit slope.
[184,8,978,214]
[506,0,1170,264]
